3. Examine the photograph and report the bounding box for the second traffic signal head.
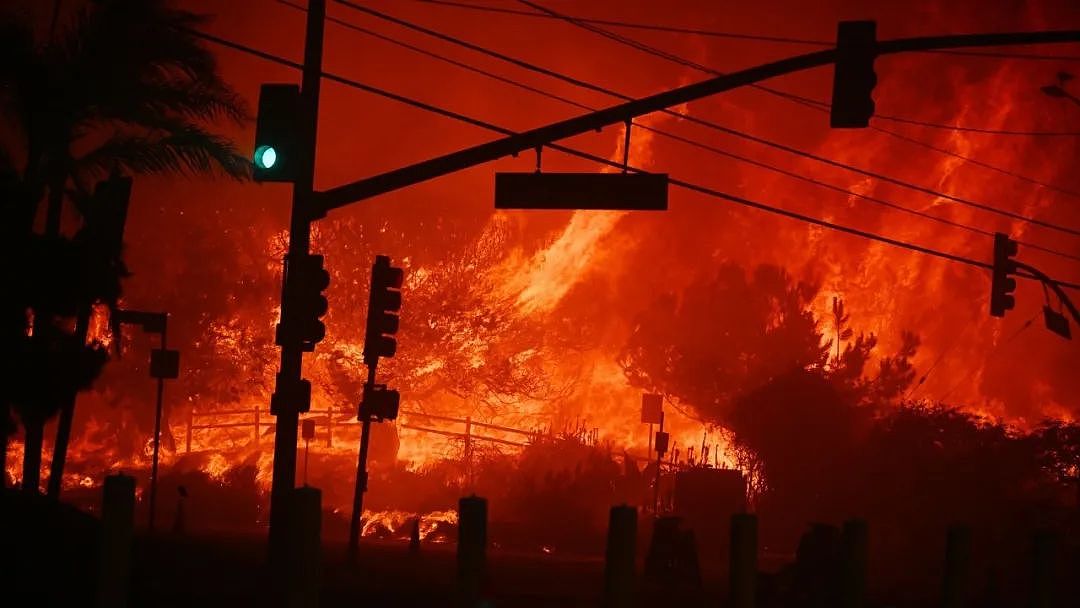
[830,20,878,128]
[364,255,404,365]
[990,232,1019,317]
[253,84,302,182]
[279,253,331,352]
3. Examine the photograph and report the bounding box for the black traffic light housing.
[83,173,132,259]
[359,384,400,422]
[271,373,312,415]
[990,232,1019,317]
[830,20,878,128]
[253,84,302,182]
[277,253,330,352]
[363,255,404,365]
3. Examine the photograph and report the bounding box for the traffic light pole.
[347,364,378,559]
[1016,262,1080,325]
[268,0,324,565]
[313,29,1078,213]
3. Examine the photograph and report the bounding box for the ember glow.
[5,0,1079,537]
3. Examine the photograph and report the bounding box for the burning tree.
[0,0,248,491]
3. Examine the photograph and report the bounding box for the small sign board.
[149,349,180,379]
[301,419,316,441]
[641,393,663,424]
[495,172,668,210]
[655,431,670,455]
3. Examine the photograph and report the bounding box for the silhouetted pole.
[729,513,758,608]
[458,495,488,605]
[841,518,868,608]
[653,411,665,514]
[603,505,637,608]
[285,487,321,608]
[942,525,972,608]
[148,323,168,532]
[1030,529,1056,608]
[97,474,135,608]
[268,0,325,568]
[348,365,377,559]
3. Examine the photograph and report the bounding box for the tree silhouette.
[0,0,248,492]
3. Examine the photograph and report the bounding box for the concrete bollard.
[1030,529,1057,608]
[457,495,488,606]
[840,518,868,608]
[97,473,135,608]
[285,486,321,608]
[603,505,637,608]
[942,524,972,608]
[729,513,757,608]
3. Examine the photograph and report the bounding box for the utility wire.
[282,0,1080,263]
[407,0,1080,62]
[511,0,1080,234]
[938,311,1039,402]
[336,0,1080,238]
[185,25,1080,292]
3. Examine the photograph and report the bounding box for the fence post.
[326,406,333,448]
[729,513,757,608]
[603,505,637,608]
[840,518,868,608]
[254,407,260,447]
[284,486,321,608]
[1030,529,1057,608]
[97,474,135,608]
[458,495,488,605]
[185,406,194,453]
[942,524,972,608]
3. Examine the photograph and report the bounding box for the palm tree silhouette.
[0,0,250,493]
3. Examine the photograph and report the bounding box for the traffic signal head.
[278,253,331,351]
[253,84,302,182]
[359,384,400,422]
[990,232,1019,317]
[271,373,312,415]
[830,20,878,128]
[83,174,132,259]
[364,255,404,365]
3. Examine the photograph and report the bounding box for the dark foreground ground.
[4,489,1080,607]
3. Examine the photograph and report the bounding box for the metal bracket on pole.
[621,120,632,174]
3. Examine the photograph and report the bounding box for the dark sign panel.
[495,172,668,211]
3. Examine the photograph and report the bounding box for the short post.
[1030,529,1056,608]
[729,513,757,608]
[325,407,334,448]
[254,407,261,446]
[603,505,637,608]
[97,474,135,608]
[942,524,972,608]
[458,495,488,605]
[185,408,193,454]
[840,518,868,608]
[285,486,321,608]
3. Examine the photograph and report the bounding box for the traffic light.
[359,384,400,422]
[363,255,404,365]
[253,84,302,182]
[271,373,312,415]
[990,232,1019,317]
[277,253,330,352]
[83,173,132,259]
[830,21,878,128]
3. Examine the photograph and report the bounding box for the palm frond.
[77,123,250,181]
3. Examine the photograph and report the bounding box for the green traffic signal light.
[254,145,278,170]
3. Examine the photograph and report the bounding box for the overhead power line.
[409,0,1080,62]
[335,0,1080,238]
[509,0,1080,233]
[277,0,1080,264]
[186,25,1080,292]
